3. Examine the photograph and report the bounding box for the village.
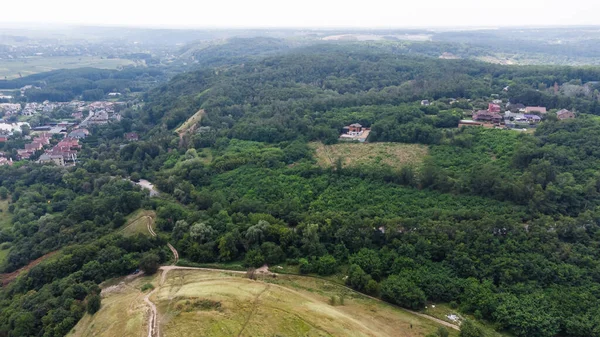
[0,98,137,167]
[457,101,575,129]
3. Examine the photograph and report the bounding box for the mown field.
[310,142,428,170]
[121,210,156,237]
[0,56,135,79]
[70,269,459,337]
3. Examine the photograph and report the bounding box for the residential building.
[421,100,430,106]
[524,106,547,114]
[556,109,575,120]
[38,154,65,166]
[488,103,501,112]
[473,110,502,123]
[69,129,89,139]
[340,123,370,142]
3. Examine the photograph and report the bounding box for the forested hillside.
[2,44,600,337]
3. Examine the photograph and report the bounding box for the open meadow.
[311,142,428,170]
[70,268,459,337]
[0,56,135,79]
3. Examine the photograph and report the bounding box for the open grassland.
[121,210,156,237]
[157,270,457,337]
[0,56,135,79]
[70,269,460,337]
[311,142,428,170]
[68,275,154,337]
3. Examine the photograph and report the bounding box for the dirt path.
[142,214,459,336]
[0,250,58,286]
[144,287,159,337]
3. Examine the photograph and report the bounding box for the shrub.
[141,283,155,292]
[86,294,101,314]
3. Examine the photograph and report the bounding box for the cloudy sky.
[4,0,599,28]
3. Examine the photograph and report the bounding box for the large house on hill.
[473,110,502,123]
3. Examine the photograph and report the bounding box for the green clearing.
[310,141,428,170]
[0,56,136,79]
[121,210,156,237]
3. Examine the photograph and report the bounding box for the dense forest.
[0,67,166,102]
[2,43,600,336]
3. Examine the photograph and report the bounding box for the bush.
[459,320,486,337]
[141,283,155,292]
[438,326,450,337]
[298,258,312,274]
[365,279,380,295]
[315,255,337,276]
[243,249,265,268]
[86,294,101,314]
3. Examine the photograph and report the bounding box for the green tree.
[244,249,265,268]
[0,186,8,200]
[139,252,160,275]
[380,275,426,310]
[86,294,101,315]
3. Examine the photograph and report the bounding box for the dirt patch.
[0,250,58,286]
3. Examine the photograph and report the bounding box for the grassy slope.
[120,210,156,237]
[70,269,460,337]
[310,142,428,170]
[68,275,153,337]
[0,56,135,79]
[175,109,205,135]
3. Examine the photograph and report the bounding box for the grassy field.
[311,142,428,170]
[175,109,205,136]
[68,275,154,337]
[121,210,156,237]
[70,268,460,337]
[0,56,136,79]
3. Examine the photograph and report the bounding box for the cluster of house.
[38,136,83,166]
[339,123,370,142]
[459,101,575,129]
[0,103,22,115]
[80,101,124,127]
[0,99,126,126]
[17,132,51,159]
[0,101,71,117]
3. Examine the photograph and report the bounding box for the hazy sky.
[4,0,600,28]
